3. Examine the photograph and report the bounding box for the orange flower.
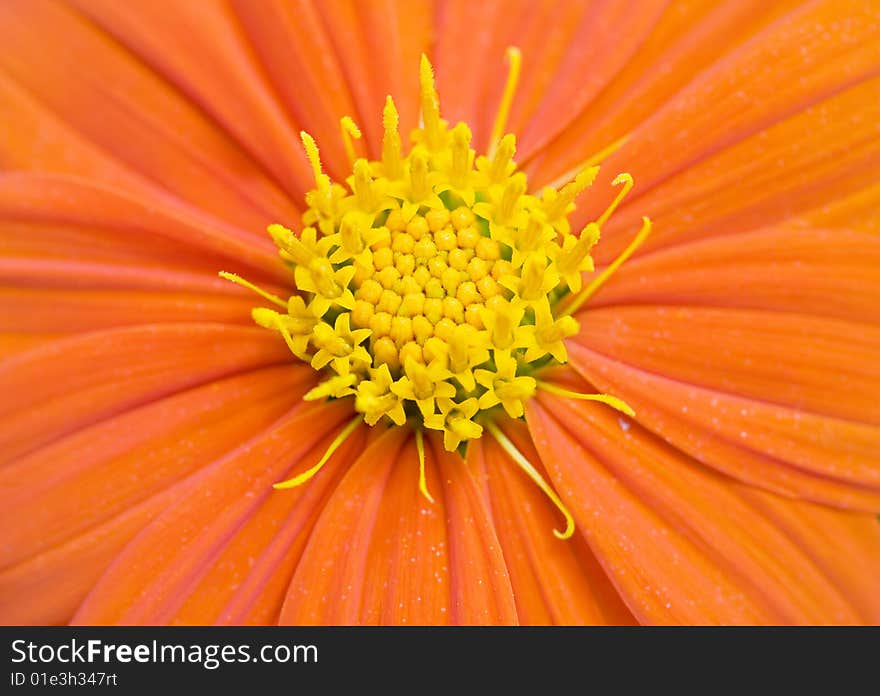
[1,0,879,626]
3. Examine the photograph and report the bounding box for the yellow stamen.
[382,96,403,179]
[597,173,634,228]
[339,116,362,167]
[543,135,629,191]
[419,54,443,150]
[415,429,435,504]
[300,131,330,196]
[486,421,574,540]
[218,271,287,309]
[488,46,522,158]
[562,216,652,316]
[273,415,361,490]
[537,381,635,417]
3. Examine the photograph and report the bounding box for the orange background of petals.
[0,0,878,625]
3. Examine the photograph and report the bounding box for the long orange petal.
[574,305,880,426]
[71,399,354,624]
[565,345,880,510]
[0,366,305,624]
[529,393,867,624]
[584,226,880,327]
[467,421,636,625]
[0,0,299,229]
[526,397,777,624]
[0,324,290,463]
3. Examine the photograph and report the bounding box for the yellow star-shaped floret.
[474,350,536,418]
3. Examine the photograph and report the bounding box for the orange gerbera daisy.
[1,0,879,626]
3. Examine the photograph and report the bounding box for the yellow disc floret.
[224,54,648,457]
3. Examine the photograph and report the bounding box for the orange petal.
[231,0,361,177]
[0,366,305,624]
[311,0,433,155]
[593,75,880,256]
[0,323,291,463]
[570,0,880,236]
[585,226,880,327]
[574,305,880,427]
[529,394,866,624]
[171,422,370,626]
[565,344,880,510]
[526,397,778,624]
[0,287,258,333]
[527,0,802,180]
[71,399,354,624]
[69,0,311,201]
[280,429,518,625]
[0,0,298,228]
[0,173,287,285]
[739,486,880,623]
[515,0,667,160]
[278,427,409,624]
[467,421,636,625]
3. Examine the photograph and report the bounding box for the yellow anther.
[537,381,636,417]
[520,303,580,363]
[488,47,522,157]
[304,373,357,401]
[486,421,574,539]
[544,166,600,222]
[555,222,601,292]
[382,96,403,179]
[268,224,315,266]
[251,307,310,359]
[486,134,517,183]
[339,116,362,167]
[300,131,331,198]
[596,173,634,228]
[352,158,379,211]
[419,54,444,150]
[274,416,361,490]
[562,216,652,317]
[517,254,554,302]
[497,172,527,224]
[450,122,473,188]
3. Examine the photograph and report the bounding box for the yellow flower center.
[221,51,651,538]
